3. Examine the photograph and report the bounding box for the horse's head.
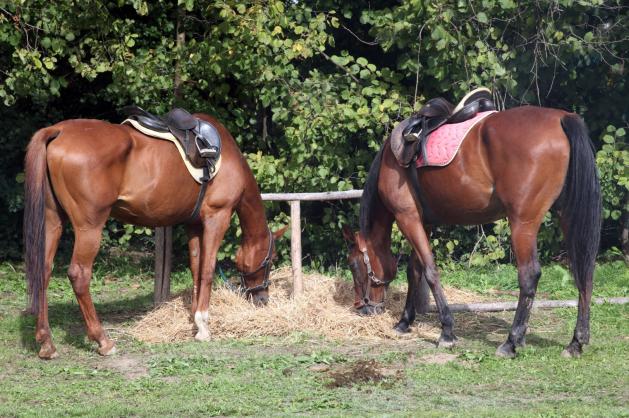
[236,226,288,306]
[342,226,397,316]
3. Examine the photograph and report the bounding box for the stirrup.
[404,129,422,142]
[198,146,218,159]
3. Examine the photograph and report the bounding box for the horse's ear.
[272,225,289,240]
[341,225,355,244]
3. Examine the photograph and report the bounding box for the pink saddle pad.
[416,111,497,167]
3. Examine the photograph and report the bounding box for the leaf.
[476,12,488,24]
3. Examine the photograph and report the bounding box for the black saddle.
[392,88,496,167]
[122,105,221,171]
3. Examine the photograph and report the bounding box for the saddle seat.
[391,87,496,167]
[121,106,221,170]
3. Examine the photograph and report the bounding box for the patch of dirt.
[325,359,402,388]
[100,354,149,380]
[416,352,458,365]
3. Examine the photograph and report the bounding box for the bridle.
[355,246,395,310]
[237,229,274,295]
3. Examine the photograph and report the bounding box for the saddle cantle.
[391,87,496,167]
[121,105,221,170]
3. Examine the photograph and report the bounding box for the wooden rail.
[425,297,629,313]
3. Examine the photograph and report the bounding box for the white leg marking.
[194,310,211,341]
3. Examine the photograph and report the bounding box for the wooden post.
[154,226,172,305]
[153,4,183,305]
[290,200,303,296]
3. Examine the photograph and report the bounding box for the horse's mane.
[359,143,385,236]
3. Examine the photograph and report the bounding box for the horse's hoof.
[194,331,211,342]
[495,342,516,359]
[437,333,457,348]
[38,344,59,360]
[437,336,457,349]
[97,341,117,356]
[393,326,413,338]
[561,345,582,359]
[393,323,410,335]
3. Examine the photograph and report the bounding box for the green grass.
[0,259,627,417]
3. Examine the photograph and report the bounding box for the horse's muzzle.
[251,292,269,306]
[358,304,385,316]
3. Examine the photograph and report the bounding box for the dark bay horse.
[344,106,601,358]
[24,114,284,359]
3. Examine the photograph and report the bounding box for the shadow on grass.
[19,292,155,355]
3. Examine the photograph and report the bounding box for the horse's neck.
[367,209,397,278]
[235,179,268,258]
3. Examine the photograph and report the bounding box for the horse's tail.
[559,114,602,293]
[24,127,60,314]
[359,143,385,236]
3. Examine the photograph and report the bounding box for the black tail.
[24,127,59,314]
[559,114,602,292]
[359,144,385,236]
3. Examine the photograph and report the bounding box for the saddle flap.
[390,118,418,167]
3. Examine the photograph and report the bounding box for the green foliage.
[0,0,627,266]
[597,125,628,222]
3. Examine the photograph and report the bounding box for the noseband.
[356,247,395,310]
[238,229,274,295]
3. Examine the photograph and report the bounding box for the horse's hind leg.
[495,219,542,358]
[559,218,593,358]
[36,201,64,359]
[67,221,115,355]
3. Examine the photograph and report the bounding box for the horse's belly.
[419,167,506,225]
[111,140,200,226]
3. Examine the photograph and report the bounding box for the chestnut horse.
[24,114,284,359]
[344,106,601,358]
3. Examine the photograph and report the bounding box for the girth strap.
[186,159,217,223]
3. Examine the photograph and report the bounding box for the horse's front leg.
[394,251,421,334]
[194,209,231,341]
[396,216,456,347]
[186,224,203,315]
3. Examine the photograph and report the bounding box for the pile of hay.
[129,267,483,343]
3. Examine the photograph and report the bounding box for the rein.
[237,229,274,295]
[357,247,395,310]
